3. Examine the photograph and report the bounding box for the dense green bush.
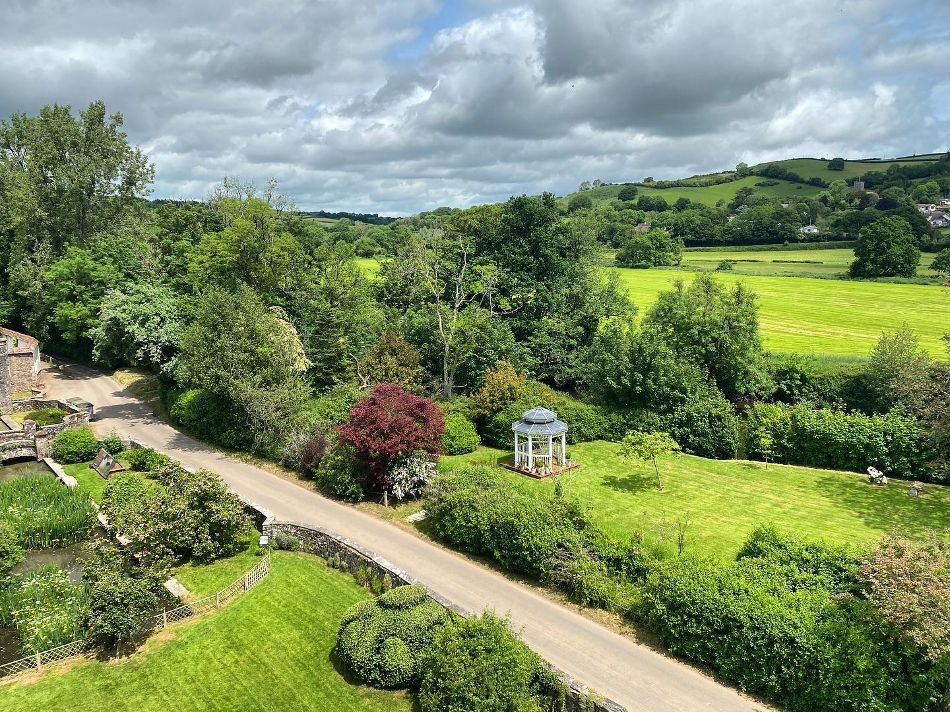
[20,408,67,426]
[314,442,365,501]
[666,387,738,459]
[125,446,175,472]
[166,387,251,449]
[642,553,942,712]
[101,468,251,564]
[303,384,363,428]
[87,573,159,646]
[50,425,100,464]
[419,612,551,712]
[744,402,928,478]
[100,430,125,455]
[440,412,480,455]
[336,584,450,689]
[425,466,590,581]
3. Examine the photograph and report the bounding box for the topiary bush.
[336,584,451,689]
[100,430,125,456]
[314,442,365,501]
[440,412,479,455]
[50,426,101,464]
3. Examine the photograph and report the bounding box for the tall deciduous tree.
[850,216,920,278]
[90,282,184,374]
[646,272,770,399]
[177,286,311,445]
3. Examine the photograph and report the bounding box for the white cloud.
[0,0,946,214]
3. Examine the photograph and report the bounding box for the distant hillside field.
[752,156,942,183]
[680,246,942,278]
[613,267,950,356]
[563,175,822,208]
[564,153,945,208]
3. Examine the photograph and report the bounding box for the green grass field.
[0,552,413,712]
[756,156,941,183]
[680,247,941,278]
[441,443,950,560]
[612,267,950,356]
[565,175,822,209]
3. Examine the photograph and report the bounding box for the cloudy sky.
[2,0,949,215]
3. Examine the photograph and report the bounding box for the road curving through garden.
[42,363,771,712]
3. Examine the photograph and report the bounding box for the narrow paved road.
[43,365,768,712]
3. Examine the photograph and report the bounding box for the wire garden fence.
[0,552,271,679]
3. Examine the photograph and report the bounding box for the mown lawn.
[172,534,264,599]
[441,443,950,560]
[612,267,950,356]
[0,552,414,712]
[62,462,109,502]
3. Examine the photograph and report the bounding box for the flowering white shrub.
[388,451,436,500]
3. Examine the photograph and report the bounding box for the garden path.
[43,364,770,712]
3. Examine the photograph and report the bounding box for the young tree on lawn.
[617,430,680,491]
[336,383,445,496]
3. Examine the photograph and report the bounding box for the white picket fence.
[0,552,271,679]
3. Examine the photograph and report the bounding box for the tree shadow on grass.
[812,473,950,536]
[600,471,656,494]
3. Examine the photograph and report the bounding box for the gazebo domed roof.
[521,406,557,423]
[511,406,568,436]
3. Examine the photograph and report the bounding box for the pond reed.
[0,476,95,549]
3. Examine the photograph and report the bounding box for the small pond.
[11,540,90,584]
[0,627,22,666]
[0,458,55,483]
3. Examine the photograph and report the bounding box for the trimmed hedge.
[50,426,100,464]
[336,584,451,689]
[425,466,592,582]
[744,402,929,478]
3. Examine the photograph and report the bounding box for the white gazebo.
[510,406,571,478]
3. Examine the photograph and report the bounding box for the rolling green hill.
[562,175,821,209]
[562,153,945,208]
[753,156,942,183]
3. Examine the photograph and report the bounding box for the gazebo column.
[561,433,566,466]
[528,436,534,472]
[548,436,553,474]
[514,432,519,466]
